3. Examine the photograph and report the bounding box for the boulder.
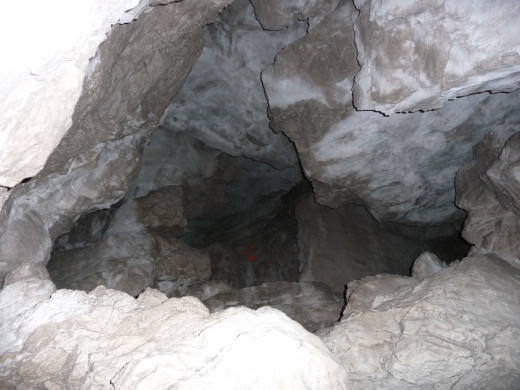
[411,252,447,278]
[322,254,520,388]
[0,284,349,389]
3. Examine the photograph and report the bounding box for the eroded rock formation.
[1,0,520,388]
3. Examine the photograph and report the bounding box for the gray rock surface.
[0,0,232,281]
[249,0,340,30]
[161,0,306,170]
[48,186,209,297]
[352,0,520,115]
[203,281,343,332]
[322,254,520,388]
[456,129,520,266]
[264,0,520,224]
[0,284,349,389]
[411,252,447,278]
[296,194,428,294]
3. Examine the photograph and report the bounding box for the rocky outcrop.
[456,129,520,265]
[264,0,520,224]
[0,0,147,189]
[0,279,348,389]
[203,281,343,333]
[352,0,520,115]
[321,254,520,388]
[296,194,429,294]
[0,0,233,282]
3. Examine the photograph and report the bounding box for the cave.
[1,0,520,388]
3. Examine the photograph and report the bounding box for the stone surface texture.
[0,0,233,282]
[264,0,520,224]
[0,281,348,389]
[352,0,520,115]
[0,0,145,188]
[411,251,447,279]
[47,186,209,297]
[203,281,343,333]
[249,0,340,30]
[456,128,520,266]
[296,194,429,294]
[322,255,520,388]
[160,0,306,170]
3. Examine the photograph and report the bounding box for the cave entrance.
[45,0,470,333]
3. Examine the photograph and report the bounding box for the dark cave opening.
[44,0,472,332]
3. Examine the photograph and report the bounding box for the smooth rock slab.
[0,284,349,389]
[322,255,520,388]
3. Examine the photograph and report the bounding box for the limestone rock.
[322,255,520,388]
[264,0,520,224]
[0,284,348,389]
[352,0,520,115]
[161,0,306,170]
[411,252,447,278]
[338,274,417,320]
[0,0,145,188]
[47,185,209,296]
[203,281,343,332]
[48,233,211,298]
[0,0,232,281]
[456,129,520,263]
[3,260,53,287]
[249,0,340,30]
[55,208,113,251]
[0,187,7,211]
[296,194,428,294]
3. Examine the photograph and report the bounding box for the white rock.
[0,0,146,187]
[322,255,520,388]
[0,283,349,389]
[411,251,447,278]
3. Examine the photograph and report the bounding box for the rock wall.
[352,0,520,115]
[456,129,520,266]
[263,0,520,224]
[0,0,147,189]
[0,0,233,282]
